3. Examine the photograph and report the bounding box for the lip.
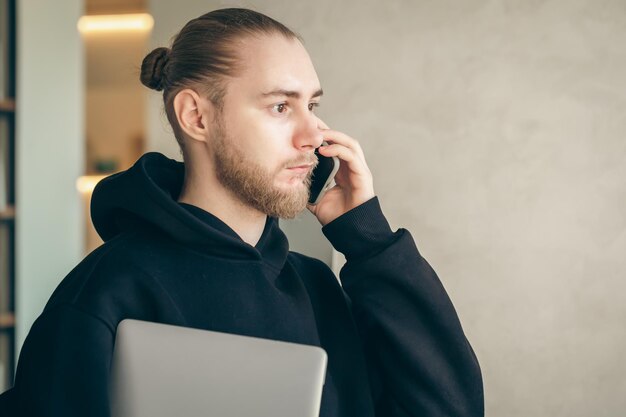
[287,164,314,171]
[287,164,313,175]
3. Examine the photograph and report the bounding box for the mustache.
[283,154,319,170]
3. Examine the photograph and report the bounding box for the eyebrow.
[259,88,324,100]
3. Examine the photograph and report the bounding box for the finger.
[319,129,366,161]
[318,143,364,174]
[313,117,366,162]
[316,116,330,130]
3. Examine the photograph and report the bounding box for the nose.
[293,111,324,150]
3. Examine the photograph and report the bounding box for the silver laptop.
[110,319,327,417]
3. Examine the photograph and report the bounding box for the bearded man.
[0,8,483,417]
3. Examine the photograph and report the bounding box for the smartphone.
[308,142,340,205]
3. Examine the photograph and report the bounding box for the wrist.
[321,197,397,261]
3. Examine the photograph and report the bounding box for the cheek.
[228,108,297,168]
[253,122,296,162]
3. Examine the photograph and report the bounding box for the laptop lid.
[110,319,327,417]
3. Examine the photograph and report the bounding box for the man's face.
[207,34,324,219]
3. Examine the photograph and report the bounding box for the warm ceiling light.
[77,13,154,33]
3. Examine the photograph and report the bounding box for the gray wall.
[148,1,626,415]
[16,0,84,352]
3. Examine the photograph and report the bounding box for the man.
[0,8,483,416]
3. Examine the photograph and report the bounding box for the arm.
[13,303,114,417]
[322,197,484,416]
[308,119,483,416]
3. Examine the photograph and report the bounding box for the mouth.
[287,163,314,173]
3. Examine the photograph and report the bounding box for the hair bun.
[140,47,170,91]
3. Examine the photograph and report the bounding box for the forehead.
[229,34,321,97]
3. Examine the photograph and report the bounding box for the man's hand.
[307,118,376,226]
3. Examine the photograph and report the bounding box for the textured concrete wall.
[148,1,626,415]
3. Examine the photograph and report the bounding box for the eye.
[308,102,320,112]
[272,103,288,114]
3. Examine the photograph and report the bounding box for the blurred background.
[1,0,625,415]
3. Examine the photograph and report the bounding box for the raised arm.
[308,120,483,416]
[322,197,484,416]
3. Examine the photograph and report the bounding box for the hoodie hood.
[91,152,289,270]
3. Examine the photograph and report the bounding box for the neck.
[177,158,267,247]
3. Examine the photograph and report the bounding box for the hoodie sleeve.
[13,303,114,417]
[322,197,484,417]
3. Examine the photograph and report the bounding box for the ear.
[173,89,215,143]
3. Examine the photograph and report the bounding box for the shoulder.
[43,231,182,328]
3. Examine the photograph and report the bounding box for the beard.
[211,119,317,219]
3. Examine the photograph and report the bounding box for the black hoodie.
[1,152,483,416]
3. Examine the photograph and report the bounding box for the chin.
[277,177,308,189]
